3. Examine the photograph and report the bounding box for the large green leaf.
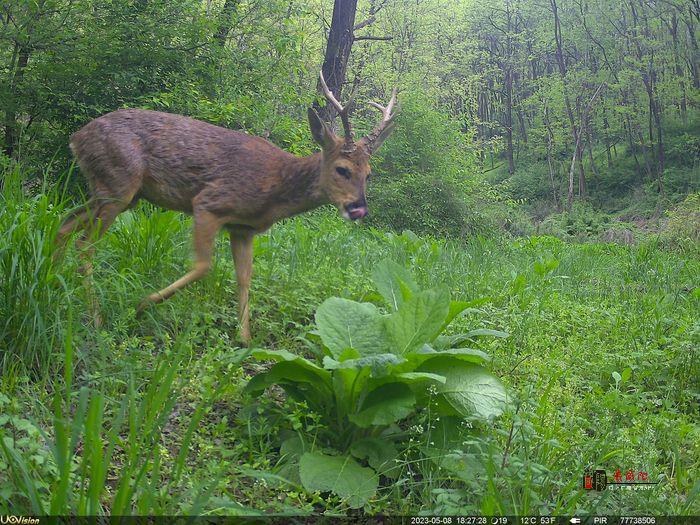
[419,358,507,420]
[315,298,388,357]
[438,298,489,333]
[461,328,509,339]
[323,353,407,377]
[386,287,450,354]
[371,260,418,310]
[408,346,491,366]
[299,452,378,508]
[350,438,400,478]
[395,372,447,384]
[434,329,508,349]
[367,372,447,393]
[250,348,328,373]
[245,362,332,408]
[349,383,416,427]
[246,349,332,397]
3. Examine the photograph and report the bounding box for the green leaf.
[323,353,407,376]
[350,438,400,478]
[250,348,325,371]
[315,298,388,357]
[332,366,370,420]
[438,297,490,333]
[419,358,507,420]
[366,371,447,392]
[245,362,331,408]
[426,447,485,480]
[299,452,378,508]
[403,346,490,368]
[461,328,509,339]
[349,383,416,427]
[387,287,450,354]
[371,260,418,310]
[424,347,490,363]
[395,372,447,384]
[621,367,632,383]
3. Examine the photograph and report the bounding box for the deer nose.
[346,199,368,220]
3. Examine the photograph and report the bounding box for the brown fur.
[57,101,396,344]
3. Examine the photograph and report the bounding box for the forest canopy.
[2,0,698,235]
[0,0,698,517]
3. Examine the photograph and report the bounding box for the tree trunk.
[551,0,585,206]
[585,117,599,180]
[669,11,688,121]
[681,6,700,89]
[602,109,612,168]
[316,0,359,124]
[3,44,30,159]
[214,0,240,47]
[504,67,515,175]
[630,0,664,194]
[543,105,561,211]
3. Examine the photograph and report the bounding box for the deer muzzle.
[345,198,368,220]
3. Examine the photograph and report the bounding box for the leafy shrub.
[368,174,473,238]
[245,260,508,508]
[659,193,700,254]
[665,131,700,166]
[362,87,499,238]
[539,201,612,240]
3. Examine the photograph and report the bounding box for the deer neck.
[276,152,329,218]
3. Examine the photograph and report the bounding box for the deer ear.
[308,108,335,149]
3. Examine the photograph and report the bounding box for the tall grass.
[0,164,76,373]
[1,162,698,515]
[0,316,249,514]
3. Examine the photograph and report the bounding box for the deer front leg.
[230,230,254,345]
[137,210,223,313]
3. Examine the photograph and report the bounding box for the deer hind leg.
[137,209,223,313]
[229,229,254,345]
[69,199,131,327]
[74,199,129,266]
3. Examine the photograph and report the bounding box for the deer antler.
[365,88,398,153]
[319,71,356,152]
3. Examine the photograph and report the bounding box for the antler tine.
[365,87,399,151]
[368,87,398,122]
[319,71,344,115]
[319,71,355,147]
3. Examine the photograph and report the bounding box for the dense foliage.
[246,261,507,507]
[0,0,698,518]
[3,0,698,235]
[1,166,698,514]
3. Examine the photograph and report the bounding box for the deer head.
[308,72,399,220]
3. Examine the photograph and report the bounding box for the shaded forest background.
[1,0,699,237]
[1,1,699,516]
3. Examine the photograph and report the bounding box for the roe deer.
[56,72,398,344]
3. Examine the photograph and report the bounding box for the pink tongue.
[349,207,368,219]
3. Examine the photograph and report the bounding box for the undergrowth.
[1,166,698,515]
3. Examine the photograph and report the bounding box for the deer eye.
[335,166,351,179]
